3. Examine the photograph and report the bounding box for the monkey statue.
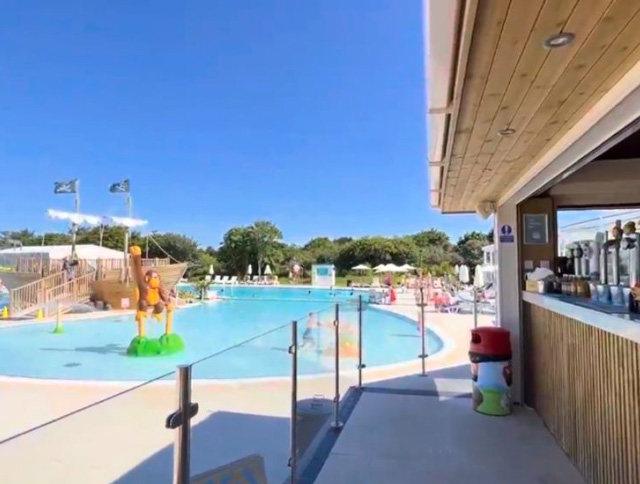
[127,245,183,356]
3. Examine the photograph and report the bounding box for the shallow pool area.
[0,287,442,381]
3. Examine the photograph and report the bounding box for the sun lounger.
[213,275,222,284]
[229,275,238,285]
[220,275,230,284]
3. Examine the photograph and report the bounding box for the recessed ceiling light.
[498,127,516,136]
[544,32,574,49]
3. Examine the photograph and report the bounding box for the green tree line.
[2,223,490,279]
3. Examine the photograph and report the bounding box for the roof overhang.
[426,0,640,214]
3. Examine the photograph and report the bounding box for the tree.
[218,227,254,276]
[76,226,144,251]
[334,237,418,274]
[304,237,337,264]
[3,230,39,246]
[42,232,73,245]
[192,279,211,300]
[146,233,200,263]
[455,231,489,268]
[333,237,353,246]
[413,229,450,249]
[187,252,221,280]
[250,220,283,276]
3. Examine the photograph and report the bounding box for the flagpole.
[123,193,131,283]
[71,180,80,259]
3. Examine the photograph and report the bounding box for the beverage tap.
[585,234,603,302]
[605,220,624,306]
[622,221,639,311]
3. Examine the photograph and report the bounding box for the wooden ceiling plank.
[504,0,640,163]
[447,0,511,212]
[471,0,624,209]
[449,0,511,161]
[481,0,578,158]
[497,39,640,202]
[459,0,579,208]
[517,8,640,168]
[454,0,546,211]
[471,0,615,196]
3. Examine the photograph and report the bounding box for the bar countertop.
[522,291,640,345]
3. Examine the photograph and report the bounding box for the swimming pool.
[0,287,442,381]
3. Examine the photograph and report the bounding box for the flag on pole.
[53,179,78,194]
[109,179,130,193]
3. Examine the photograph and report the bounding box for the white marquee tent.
[0,244,125,260]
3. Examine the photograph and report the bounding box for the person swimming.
[300,312,317,349]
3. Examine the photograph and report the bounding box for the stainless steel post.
[331,303,343,429]
[289,320,298,483]
[357,295,365,388]
[419,287,427,377]
[174,365,192,484]
[473,286,478,329]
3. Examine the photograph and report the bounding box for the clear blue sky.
[1,0,489,247]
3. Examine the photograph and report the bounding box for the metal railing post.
[331,303,343,429]
[357,295,365,389]
[419,287,428,377]
[173,365,194,484]
[289,320,298,483]
[473,286,478,329]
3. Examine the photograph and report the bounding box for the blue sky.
[1,0,490,247]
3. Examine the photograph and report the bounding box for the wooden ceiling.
[441,0,640,213]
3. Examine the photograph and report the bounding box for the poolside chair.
[229,275,238,285]
[252,275,259,284]
[220,275,230,284]
[213,275,222,284]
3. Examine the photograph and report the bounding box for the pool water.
[0,287,442,381]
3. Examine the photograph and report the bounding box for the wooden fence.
[523,302,640,484]
[13,257,170,275]
[8,271,68,317]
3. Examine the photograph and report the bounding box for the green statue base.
[51,324,64,334]
[127,333,185,357]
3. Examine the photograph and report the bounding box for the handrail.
[44,272,95,316]
[8,271,67,317]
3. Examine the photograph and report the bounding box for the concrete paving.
[315,373,586,484]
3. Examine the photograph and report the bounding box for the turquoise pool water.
[0,287,442,381]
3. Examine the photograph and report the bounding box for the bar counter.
[521,291,640,483]
[522,291,640,344]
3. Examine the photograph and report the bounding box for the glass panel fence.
[0,369,177,483]
[190,321,293,484]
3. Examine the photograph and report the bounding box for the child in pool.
[300,313,317,349]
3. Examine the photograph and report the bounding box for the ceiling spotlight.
[498,127,516,136]
[544,32,574,49]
